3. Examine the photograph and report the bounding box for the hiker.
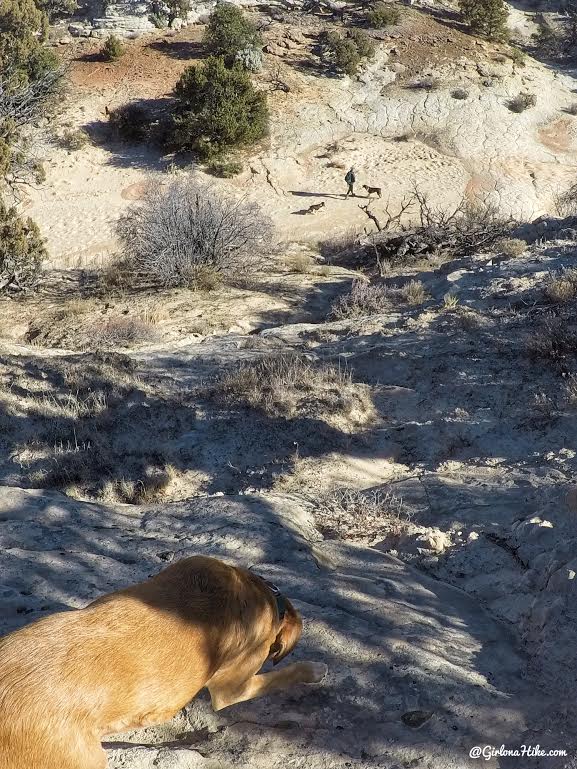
[345,167,356,198]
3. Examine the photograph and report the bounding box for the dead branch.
[359,203,383,232]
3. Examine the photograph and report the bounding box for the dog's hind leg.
[208,659,328,711]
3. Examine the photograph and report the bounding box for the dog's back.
[0,557,267,768]
[0,591,213,768]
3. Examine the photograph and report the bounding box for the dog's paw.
[303,661,328,684]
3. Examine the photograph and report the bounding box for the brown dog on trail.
[0,556,327,769]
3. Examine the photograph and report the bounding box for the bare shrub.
[331,279,390,319]
[116,177,272,288]
[555,182,577,216]
[397,279,427,304]
[451,88,469,100]
[545,269,577,304]
[496,237,526,257]
[508,92,536,113]
[213,354,375,428]
[566,103,577,116]
[315,487,408,542]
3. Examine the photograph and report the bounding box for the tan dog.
[305,201,325,213]
[0,556,327,769]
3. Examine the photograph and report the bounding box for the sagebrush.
[116,177,272,287]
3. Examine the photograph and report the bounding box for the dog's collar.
[254,574,286,621]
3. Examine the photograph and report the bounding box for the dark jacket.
[345,170,355,184]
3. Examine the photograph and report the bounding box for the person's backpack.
[345,170,354,184]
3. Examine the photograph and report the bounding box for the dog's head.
[269,599,302,665]
[362,185,369,190]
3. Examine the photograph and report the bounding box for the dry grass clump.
[397,279,427,305]
[0,352,194,502]
[563,374,577,407]
[330,279,390,319]
[100,465,179,504]
[508,92,536,113]
[527,318,577,361]
[545,269,577,304]
[314,487,409,542]
[58,128,89,151]
[442,293,460,311]
[497,237,526,257]
[213,354,375,429]
[91,316,157,348]
[286,253,314,274]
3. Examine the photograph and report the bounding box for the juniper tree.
[459,0,509,42]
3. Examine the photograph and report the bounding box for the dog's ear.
[269,599,302,665]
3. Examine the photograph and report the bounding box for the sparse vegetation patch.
[213,354,375,429]
[0,353,195,502]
